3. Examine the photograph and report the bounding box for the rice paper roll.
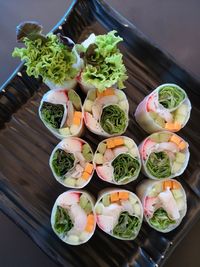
[83,88,129,137]
[12,21,83,91]
[95,189,143,240]
[51,190,96,245]
[137,179,187,233]
[49,137,94,188]
[135,83,191,133]
[76,31,127,94]
[39,89,84,139]
[94,136,141,185]
[139,131,190,180]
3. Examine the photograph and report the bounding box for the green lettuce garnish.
[12,33,78,84]
[149,208,175,230]
[81,31,128,92]
[100,104,127,134]
[52,149,75,177]
[54,206,73,235]
[112,153,140,182]
[158,86,186,109]
[146,151,171,179]
[113,211,140,239]
[40,101,64,129]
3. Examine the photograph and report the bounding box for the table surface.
[0,0,200,266]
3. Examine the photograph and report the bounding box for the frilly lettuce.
[80,31,128,92]
[12,33,78,84]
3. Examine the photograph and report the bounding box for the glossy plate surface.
[0,0,200,266]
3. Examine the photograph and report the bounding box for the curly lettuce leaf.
[113,211,140,239]
[82,31,128,91]
[112,153,140,182]
[100,104,127,134]
[12,33,78,84]
[149,208,175,230]
[54,206,73,235]
[52,149,75,177]
[146,151,171,179]
[158,86,186,109]
[40,101,64,129]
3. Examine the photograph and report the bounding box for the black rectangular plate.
[0,0,200,266]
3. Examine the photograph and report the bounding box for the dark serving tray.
[0,0,200,266]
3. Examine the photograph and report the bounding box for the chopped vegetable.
[106,139,115,149]
[146,151,171,179]
[113,137,124,146]
[52,149,75,177]
[112,153,140,182]
[40,102,64,129]
[82,171,91,180]
[100,105,127,134]
[68,90,82,111]
[98,142,107,154]
[84,163,93,174]
[85,214,95,232]
[82,143,93,162]
[149,208,175,230]
[118,191,129,200]
[110,192,119,202]
[113,211,140,239]
[158,86,185,109]
[54,206,73,235]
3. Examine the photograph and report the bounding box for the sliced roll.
[95,189,143,240]
[39,89,84,139]
[137,179,187,233]
[83,88,129,137]
[135,83,191,133]
[94,136,141,185]
[51,190,96,245]
[139,131,190,180]
[49,137,94,188]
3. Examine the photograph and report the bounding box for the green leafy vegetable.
[82,143,93,162]
[12,33,78,84]
[149,208,175,230]
[100,104,127,134]
[68,89,82,111]
[112,153,140,182]
[113,211,140,239]
[16,21,47,43]
[52,149,75,177]
[158,86,185,109]
[81,31,128,91]
[40,101,64,129]
[54,206,73,235]
[146,151,171,179]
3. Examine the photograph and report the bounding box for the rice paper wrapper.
[83,88,129,137]
[94,188,143,240]
[49,137,94,188]
[94,136,141,185]
[51,190,96,245]
[135,83,192,134]
[136,179,187,233]
[139,131,190,180]
[39,89,84,139]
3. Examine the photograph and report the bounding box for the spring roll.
[83,88,129,136]
[12,21,83,91]
[139,131,190,180]
[51,190,96,245]
[95,189,143,240]
[135,83,191,133]
[76,31,127,94]
[49,137,94,188]
[137,179,187,233]
[94,136,141,185]
[39,89,84,139]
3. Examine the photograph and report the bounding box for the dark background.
[0,0,200,266]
